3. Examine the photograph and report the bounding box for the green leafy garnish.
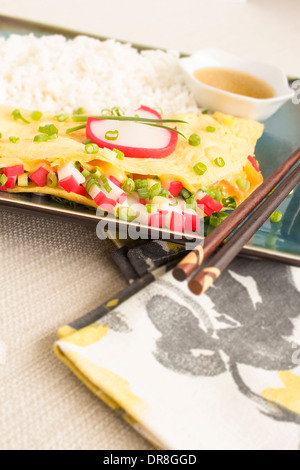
[270,211,282,223]
[85,143,99,154]
[55,113,69,122]
[193,162,207,176]
[73,107,86,115]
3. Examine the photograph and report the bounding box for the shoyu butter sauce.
[193,67,275,99]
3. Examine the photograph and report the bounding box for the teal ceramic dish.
[0,15,298,266]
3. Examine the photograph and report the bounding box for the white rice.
[0,34,199,114]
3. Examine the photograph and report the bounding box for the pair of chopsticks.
[173,148,300,295]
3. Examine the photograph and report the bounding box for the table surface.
[0,0,299,450]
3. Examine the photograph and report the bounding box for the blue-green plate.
[0,15,299,266]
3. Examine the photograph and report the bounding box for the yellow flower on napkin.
[262,371,300,415]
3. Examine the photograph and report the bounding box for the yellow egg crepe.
[0,105,264,215]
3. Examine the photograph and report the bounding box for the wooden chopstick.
[188,163,300,295]
[173,147,300,281]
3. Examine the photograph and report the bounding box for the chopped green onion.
[134,179,148,189]
[0,133,2,139]
[270,211,282,223]
[206,126,216,133]
[30,111,43,121]
[145,203,158,214]
[214,157,225,167]
[66,124,87,134]
[209,212,229,227]
[105,130,119,141]
[86,178,100,193]
[85,143,99,154]
[207,186,222,202]
[100,174,112,193]
[90,168,102,179]
[82,168,91,178]
[33,134,49,142]
[188,133,201,147]
[200,183,208,192]
[180,188,192,200]
[0,174,8,186]
[222,196,237,209]
[82,139,92,145]
[121,178,135,194]
[12,109,30,124]
[169,195,178,207]
[236,178,250,192]
[149,182,162,199]
[138,187,150,199]
[18,173,28,187]
[48,133,58,140]
[111,107,125,116]
[9,136,19,143]
[47,172,58,188]
[117,206,137,222]
[193,162,207,176]
[55,113,69,122]
[159,189,169,198]
[113,148,124,160]
[186,197,197,211]
[39,124,58,136]
[202,109,208,115]
[73,107,86,115]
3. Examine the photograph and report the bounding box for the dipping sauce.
[193,67,275,99]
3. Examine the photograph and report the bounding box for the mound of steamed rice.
[0,34,199,114]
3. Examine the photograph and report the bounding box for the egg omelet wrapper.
[0,106,263,203]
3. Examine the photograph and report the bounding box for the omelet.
[0,105,264,227]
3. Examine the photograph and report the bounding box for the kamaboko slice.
[86,105,178,159]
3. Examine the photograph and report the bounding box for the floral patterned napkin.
[55,257,300,450]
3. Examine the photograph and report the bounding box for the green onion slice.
[30,111,43,121]
[222,196,237,209]
[149,182,162,199]
[193,162,207,176]
[185,197,197,211]
[55,113,69,122]
[86,178,100,193]
[0,174,8,186]
[159,189,169,198]
[138,187,150,199]
[180,188,192,200]
[100,174,112,193]
[9,136,20,143]
[105,130,119,141]
[113,148,124,160]
[73,107,86,115]
[33,134,48,142]
[236,179,250,192]
[134,179,148,189]
[117,206,137,222]
[90,168,102,179]
[85,143,99,154]
[66,124,86,134]
[39,124,58,136]
[206,126,216,133]
[188,133,201,147]
[18,173,28,187]
[209,212,229,227]
[47,172,58,188]
[121,178,135,194]
[146,203,158,214]
[12,109,29,124]
[82,139,92,145]
[214,157,225,167]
